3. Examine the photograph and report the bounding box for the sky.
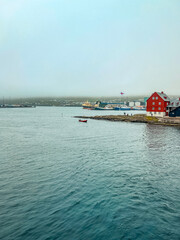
[0,0,180,97]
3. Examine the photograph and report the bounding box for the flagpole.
[120,92,124,107]
[120,92,121,108]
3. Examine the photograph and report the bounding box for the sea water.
[0,107,180,240]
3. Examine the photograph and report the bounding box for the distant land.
[0,95,179,107]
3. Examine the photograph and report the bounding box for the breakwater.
[75,114,180,126]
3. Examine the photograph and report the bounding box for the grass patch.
[145,116,159,122]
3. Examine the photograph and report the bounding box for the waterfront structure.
[167,98,180,117]
[146,91,170,117]
[169,107,180,117]
[0,104,36,108]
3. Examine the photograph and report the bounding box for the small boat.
[79,119,87,123]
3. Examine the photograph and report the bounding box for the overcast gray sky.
[0,0,180,97]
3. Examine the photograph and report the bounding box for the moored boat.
[82,101,94,109]
[79,119,87,122]
[94,107,114,110]
[114,106,131,110]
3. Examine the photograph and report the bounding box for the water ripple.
[0,107,180,240]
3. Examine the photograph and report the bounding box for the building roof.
[167,98,180,108]
[156,92,170,101]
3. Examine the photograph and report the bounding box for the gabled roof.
[156,92,170,101]
[167,98,180,108]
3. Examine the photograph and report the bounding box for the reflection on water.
[143,124,180,185]
[144,124,169,150]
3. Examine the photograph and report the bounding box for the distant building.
[128,101,144,107]
[129,102,134,107]
[144,97,149,107]
[146,91,170,117]
[134,101,141,106]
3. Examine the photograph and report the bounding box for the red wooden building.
[146,91,170,117]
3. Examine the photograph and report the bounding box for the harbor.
[78,91,180,127]
[82,100,146,111]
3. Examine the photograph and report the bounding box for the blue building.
[169,106,180,117]
[167,98,180,117]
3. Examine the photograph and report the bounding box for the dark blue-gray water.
[0,107,180,240]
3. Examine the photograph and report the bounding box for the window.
[152,97,155,100]
[156,97,158,100]
[159,102,161,105]
[159,112,161,115]
[152,102,155,105]
[152,107,155,110]
[158,107,161,110]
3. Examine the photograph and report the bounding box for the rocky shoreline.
[75,114,180,127]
